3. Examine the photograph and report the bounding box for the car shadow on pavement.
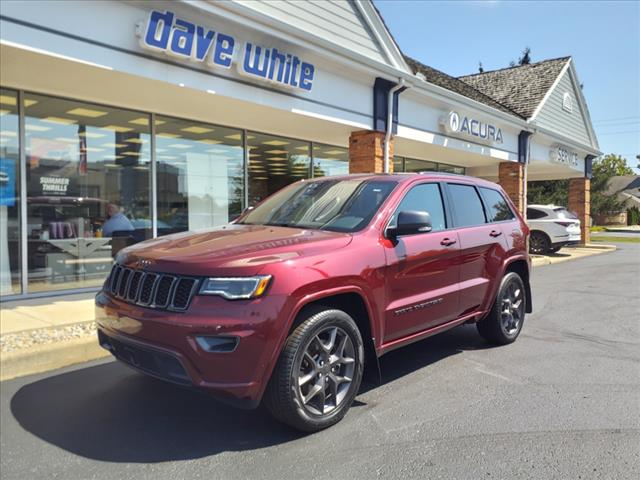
[10,324,489,463]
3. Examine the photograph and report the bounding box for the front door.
[383,182,461,343]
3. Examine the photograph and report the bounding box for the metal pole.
[18,90,28,295]
[150,113,157,238]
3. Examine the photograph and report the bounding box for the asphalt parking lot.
[1,244,639,480]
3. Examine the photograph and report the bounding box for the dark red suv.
[96,173,532,431]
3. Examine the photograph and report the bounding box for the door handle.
[440,238,457,246]
[489,230,503,237]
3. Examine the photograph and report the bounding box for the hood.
[117,224,353,276]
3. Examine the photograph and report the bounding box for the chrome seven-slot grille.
[107,264,199,311]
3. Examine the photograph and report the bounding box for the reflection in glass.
[247,132,310,206]
[405,158,437,173]
[393,156,404,173]
[0,89,21,296]
[24,94,151,292]
[312,143,348,177]
[156,116,244,234]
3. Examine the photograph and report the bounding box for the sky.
[375,0,640,173]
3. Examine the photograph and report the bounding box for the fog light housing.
[195,335,239,353]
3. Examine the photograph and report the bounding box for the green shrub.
[627,207,640,226]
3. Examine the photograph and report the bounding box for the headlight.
[199,275,272,300]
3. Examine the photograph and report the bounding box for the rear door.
[445,182,509,317]
[382,182,461,343]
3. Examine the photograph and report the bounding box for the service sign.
[549,144,579,167]
[139,10,315,92]
[440,111,503,145]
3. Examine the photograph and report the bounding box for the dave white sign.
[549,145,579,167]
[441,111,503,144]
[140,10,315,92]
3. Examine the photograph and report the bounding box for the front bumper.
[95,290,292,409]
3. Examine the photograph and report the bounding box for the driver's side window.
[388,183,447,231]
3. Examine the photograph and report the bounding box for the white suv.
[526,204,581,254]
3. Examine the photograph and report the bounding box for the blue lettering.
[213,34,235,68]
[242,43,269,78]
[488,125,495,140]
[169,19,195,57]
[144,10,173,50]
[470,120,479,136]
[194,26,215,61]
[268,48,286,82]
[460,117,470,134]
[290,56,300,87]
[479,122,487,139]
[283,54,292,83]
[299,62,314,91]
[496,129,503,143]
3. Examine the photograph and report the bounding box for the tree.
[518,47,532,65]
[478,61,484,73]
[590,154,634,217]
[510,47,532,67]
[527,179,568,206]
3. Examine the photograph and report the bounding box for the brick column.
[568,177,590,245]
[498,162,525,214]
[349,130,393,174]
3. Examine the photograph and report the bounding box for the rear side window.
[553,207,578,219]
[389,183,446,232]
[447,183,487,227]
[527,208,547,219]
[480,187,515,222]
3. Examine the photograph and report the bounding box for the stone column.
[498,162,525,214]
[568,177,590,245]
[349,130,393,174]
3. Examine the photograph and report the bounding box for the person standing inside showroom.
[102,203,134,237]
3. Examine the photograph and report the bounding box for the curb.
[0,334,109,382]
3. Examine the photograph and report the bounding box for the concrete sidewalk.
[0,242,617,381]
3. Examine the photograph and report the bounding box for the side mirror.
[394,210,432,237]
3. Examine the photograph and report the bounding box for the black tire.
[548,246,562,254]
[263,307,364,432]
[529,231,551,255]
[477,272,526,345]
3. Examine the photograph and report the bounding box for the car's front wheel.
[264,307,364,432]
[477,272,526,345]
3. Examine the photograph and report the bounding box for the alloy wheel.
[500,281,524,335]
[296,326,356,416]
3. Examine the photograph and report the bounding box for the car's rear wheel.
[477,272,526,345]
[529,231,550,255]
[264,307,364,432]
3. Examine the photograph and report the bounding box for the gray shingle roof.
[458,57,571,119]
[404,56,521,118]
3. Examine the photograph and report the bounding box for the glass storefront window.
[24,94,151,292]
[248,132,310,206]
[438,163,465,174]
[0,89,21,296]
[156,116,244,234]
[405,157,438,173]
[392,156,404,173]
[312,143,348,177]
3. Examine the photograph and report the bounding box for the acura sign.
[441,111,504,144]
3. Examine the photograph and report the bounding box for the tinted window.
[448,184,486,227]
[527,208,547,219]
[480,187,515,222]
[388,183,446,232]
[553,207,578,219]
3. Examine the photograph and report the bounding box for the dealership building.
[0,0,601,301]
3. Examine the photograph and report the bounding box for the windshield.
[238,179,397,232]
